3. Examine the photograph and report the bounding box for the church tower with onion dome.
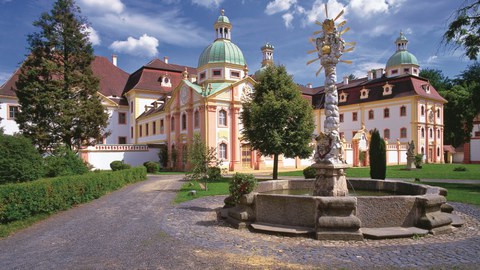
[385,32,420,78]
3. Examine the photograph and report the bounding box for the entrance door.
[428,148,433,163]
[241,144,251,168]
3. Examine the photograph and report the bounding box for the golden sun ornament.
[306,4,355,76]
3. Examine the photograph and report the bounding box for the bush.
[369,129,386,180]
[0,167,146,224]
[143,161,160,173]
[0,134,44,183]
[453,166,467,172]
[414,154,424,168]
[110,160,131,171]
[303,166,316,179]
[44,147,89,177]
[207,166,222,181]
[229,173,257,205]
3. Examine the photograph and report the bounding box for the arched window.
[384,129,390,139]
[219,143,227,159]
[368,110,374,120]
[400,127,407,138]
[384,108,390,118]
[437,128,440,139]
[219,109,227,126]
[421,128,425,138]
[421,147,424,154]
[182,114,187,130]
[171,116,175,131]
[437,147,440,157]
[437,108,441,118]
[421,105,425,116]
[194,110,200,128]
[400,106,406,116]
[429,128,433,138]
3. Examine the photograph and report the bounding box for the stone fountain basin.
[226,179,458,240]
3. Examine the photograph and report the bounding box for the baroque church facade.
[0,11,450,170]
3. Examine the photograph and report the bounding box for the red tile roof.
[313,74,447,109]
[0,56,130,105]
[123,58,197,94]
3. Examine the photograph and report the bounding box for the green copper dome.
[386,50,419,68]
[217,14,230,23]
[198,40,246,67]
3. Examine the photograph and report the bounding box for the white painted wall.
[470,140,480,162]
[85,147,159,170]
[105,107,130,144]
[0,98,20,135]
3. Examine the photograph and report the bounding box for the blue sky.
[0,0,473,87]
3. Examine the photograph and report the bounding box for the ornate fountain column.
[310,17,351,197]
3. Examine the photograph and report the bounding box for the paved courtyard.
[0,175,479,269]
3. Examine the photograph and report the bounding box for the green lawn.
[279,164,480,180]
[175,178,230,204]
[425,182,480,205]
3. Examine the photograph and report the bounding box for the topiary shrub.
[44,147,89,177]
[229,173,257,205]
[0,134,44,183]
[207,166,222,181]
[143,161,160,173]
[414,154,424,169]
[303,166,316,179]
[110,160,131,171]
[369,129,386,180]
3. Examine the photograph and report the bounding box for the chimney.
[367,70,373,80]
[163,56,169,64]
[375,68,384,79]
[112,55,117,66]
[306,83,313,88]
[343,76,349,85]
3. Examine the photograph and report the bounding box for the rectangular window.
[199,72,206,80]
[218,110,227,126]
[8,105,19,119]
[212,69,222,77]
[400,106,407,117]
[118,137,127,144]
[153,121,157,135]
[475,131,480,137]
[118,112,126,124]
[194,111,200,128]
[391,69,398,75]
[339,113,344,123]
[368,110,374,120]
[146,123,149,136]
[352,112,358,122]
[131,127,133,138]
[404,68,410,73]
[130,101,133,113]
[230,71,240,78]
[139,125,143,137]
[160,119,164,134]
[384,108,390,118]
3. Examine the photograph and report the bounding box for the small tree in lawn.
[241,65,315,180]
[15,0,108,153]
[186,133,222,190]
[369,129,386,180]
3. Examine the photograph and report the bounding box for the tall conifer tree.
[15,0,108,153]
[241,65,315,180]
[369,129,386,180]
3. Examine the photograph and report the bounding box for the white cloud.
[304,0,345,24]
[191,0,223,9]
[353,61,385,78]
[349,0,406,18]
[0,71,11,86]
[84,26,101,46]
[78,0,124,14]
[282,13,294,28]
[426,55,438,64]
[265,0,297,15]
[110,34,159,57]
[91,9,209,47]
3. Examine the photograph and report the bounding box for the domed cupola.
[255,42,275,80]
[197,10,246,84]
[385,32,420,78]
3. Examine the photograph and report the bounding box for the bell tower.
[261,42,274,67]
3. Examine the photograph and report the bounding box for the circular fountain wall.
[226,179,458,240]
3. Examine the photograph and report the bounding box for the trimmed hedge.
[0,167,147,224]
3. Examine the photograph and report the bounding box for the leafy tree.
[44,146,89,177]
[0,133,44,183]
[440,84,477,147]
[0,102,3,134]
[186,133,222,190]
[456,62,480,112]
[15,0,108,153]
[241,65,315,180]
[369,129,386,180]
[347,74,357,81]
[444,0,480,60]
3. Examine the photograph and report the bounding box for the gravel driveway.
[0,175,479,269]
